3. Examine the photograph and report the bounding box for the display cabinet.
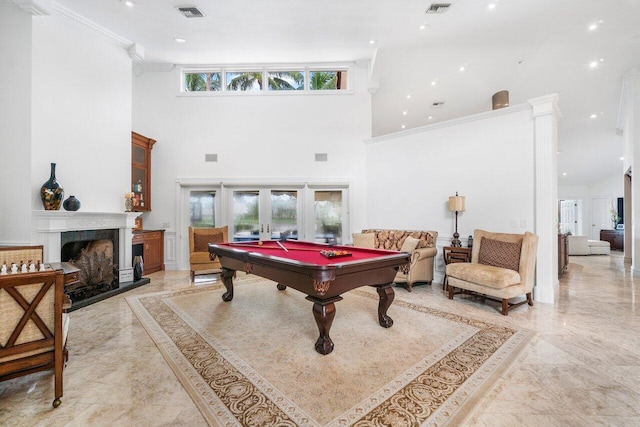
[131,131,156,212]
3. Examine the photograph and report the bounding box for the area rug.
[127,276,532,426]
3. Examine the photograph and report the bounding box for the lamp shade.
[448,195,465,212]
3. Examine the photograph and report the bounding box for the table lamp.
[448,192,466,247]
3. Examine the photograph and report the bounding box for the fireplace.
[60,229,120,303]
[32,211,143,308]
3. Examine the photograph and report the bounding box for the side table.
[442,246,472,290]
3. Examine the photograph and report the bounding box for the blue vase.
[63,195,81,211]
[40,163,64,210]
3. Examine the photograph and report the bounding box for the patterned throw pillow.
[194,231,224,252]
[478,237,522,271]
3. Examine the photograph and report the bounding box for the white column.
[622,70,640,275]
[528,94,561,304]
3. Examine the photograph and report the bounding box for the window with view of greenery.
[182,66,349,93]
[309,70,347,90]
[267,71,304,91]
[190,191,216,227]
[226,71,263,91]
[185,73,221,92]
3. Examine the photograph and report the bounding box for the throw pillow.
[194,230,224,252]
[400,236,420,253]
[352,232,375,248]
[478,237,522,271]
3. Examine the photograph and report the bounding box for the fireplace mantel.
[32,211,142,272]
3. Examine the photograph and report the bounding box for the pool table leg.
[221,267,235,301]
[376,285,395,328]
[311,301,336,355]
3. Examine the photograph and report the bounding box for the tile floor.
[1,253,639,426]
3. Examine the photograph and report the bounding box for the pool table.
[208,240,410,355]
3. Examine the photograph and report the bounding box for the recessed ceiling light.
[428,115,434,120]
[402,111,408,115]
[369,39,377,45]
[431,80,437,86]
[589,61,599,68]
[419,24,427,30]
[488,3,496,10]
[620,157,625,161]
[459,65,466,72]
[588,23,598,31]
[562,172,567,176]
[174,37,186,43]
[590,113,598,119]
[401,124,406,129]
[406,94,411,99]
[122,0,135,6]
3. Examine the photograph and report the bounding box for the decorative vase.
[40,163,64,210]
[63,195,81,211]
[133,255,143,281]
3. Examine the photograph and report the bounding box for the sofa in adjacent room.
[567,235,610,255]
[352,229,438,291]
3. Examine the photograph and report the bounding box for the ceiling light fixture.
[431,80,437,86]
[401,124,406,129]
[562,172,567,176]
[122,0,135,6]
[419,25,427,30]
[369,39,377,45]
[590,113,597,119]
[588,23,598,31]
[459,65,465,72]
[589,60,599,68]
[402,111,408,115]
[488,3,496,10]
[428,115,434,120]
[620,157,625,161]
[406,94,412,99]
[174,37,186,43]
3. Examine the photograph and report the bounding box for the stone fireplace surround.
[32,211,141,282]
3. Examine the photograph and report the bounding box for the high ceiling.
[50,0,640,185]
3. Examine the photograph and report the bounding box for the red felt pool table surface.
[216,240,397,265]
[208,239,411,355]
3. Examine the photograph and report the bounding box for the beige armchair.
[446,229,539,315]
[189,226,228,281]
[1,256,69,407]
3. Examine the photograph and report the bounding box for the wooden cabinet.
[132,230,164,274]
[600,229,624,251]
[131,131,156,212]
[558,234,568,277]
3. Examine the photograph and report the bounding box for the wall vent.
[426,3,451,14]
[432,101,445,108]
[315,153,328,162]
[205,153,218,162]
[177,6,204,18]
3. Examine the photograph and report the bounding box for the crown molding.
[10,0,51,15]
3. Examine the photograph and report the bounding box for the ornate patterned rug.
[127,276,532,426]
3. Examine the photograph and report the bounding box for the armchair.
[445,229,539,315]
[1,267,69,407]
[189,226,229,281]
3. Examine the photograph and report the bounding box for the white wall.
[132,64,372,267]
[0,5,33,244]
[366,107,535,239]
[365,106,536,280]
[30,15,132,215]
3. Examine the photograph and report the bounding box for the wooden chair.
[189,226,229,281]
[0,267,69,407]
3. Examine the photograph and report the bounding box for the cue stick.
[276,241,289,252]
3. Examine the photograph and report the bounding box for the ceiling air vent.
[426,3,452,14]
[432,101,445,108]
[177,6,204,18]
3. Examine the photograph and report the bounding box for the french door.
[229,188,301,242]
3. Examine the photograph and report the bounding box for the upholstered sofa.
[567,235,610,255]
[352,229,438,291]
